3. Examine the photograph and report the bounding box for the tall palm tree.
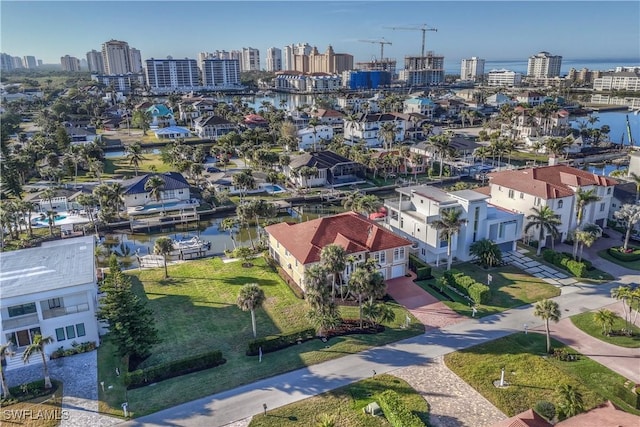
[22,334,54,388]
[39,188,57,236]
[572,187,601,259]
[611,285,632,332]
[320,244,347,301]
[0,343,15,398]
[379,121,398,151]
[348,259,385,328]
[308,117,321,152]
[154,236,174,279]
[144,175,166,212]
[592,308,615,335]
[614,203,640,251]
[629,172,640,203]
[432,208,465,270]
[533,299,561,353]
[525,206,562,256]
[126,142,146,176]
[429,133,452,180]
[236,283,266,338]
[555,384,584,419]
[575,223,601,262]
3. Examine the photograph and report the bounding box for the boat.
[172,236,211,251]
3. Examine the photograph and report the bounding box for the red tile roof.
[555,400,640,427]
[488,165,617,199]
[265,211,412,264]
[492,409,552,427]
[473,186,492,196]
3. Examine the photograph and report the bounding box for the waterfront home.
[122,172,192,212]
[297,124,333,151]
[194,115,237,139]
[265,211,413,292]
[335,93,382,113]
[309,108,344,132]
[64,125,99,144]
[483,165,616,244]
[343,112,406,147]
[504,106,570,139]
[403,97,435,118]
[0,236,100,371]
[146,104,176,129]
[384,185,523,266]
[285,150,365,188]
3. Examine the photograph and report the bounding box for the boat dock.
[130,210,200,232]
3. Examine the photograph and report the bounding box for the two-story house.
[265,212,413,292]
[0,236,100,371]
[384,185,523,266]
[484,165,617,245]
[122,172,195,214]
[343,113,406,147]
[297,124,334,151]
[194,115,237,139]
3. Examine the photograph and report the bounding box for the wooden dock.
[130,211,200,232]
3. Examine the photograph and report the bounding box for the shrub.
[442,270,490,304]
[608,247,640,262]
[566,259,587,278]
[533,401,556,421]
[409,254,432,279]
[415,266,432,280]
[124,350,226,389]
[542,250,589,278]
[542,249,556,263]
[468,283,490,304]
[247,328,316,356]
[49,341,97,360]
[377,389,425,427]
[612,383,640,409]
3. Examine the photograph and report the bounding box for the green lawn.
[444,333,640,417]
[249,374,429,427]
[597,249,640,271]
[570,311,640,348]
[416,264,560,317]
[98,256,424,418]
[530,252,614,283]
[103,154,173,177]
[0,381,64,427]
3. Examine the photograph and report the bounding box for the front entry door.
[16,330,31,347]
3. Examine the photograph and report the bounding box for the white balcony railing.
[41,303,90,319]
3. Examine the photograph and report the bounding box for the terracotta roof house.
[485,165,617,244]
[265,212,412,291]
[492,409,551,427]
[244,114,268,128]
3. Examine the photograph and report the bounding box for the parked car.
[206,166,221,173]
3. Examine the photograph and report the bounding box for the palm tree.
[144,175,166,212]
[575,223,601,262]
[469,238,502,268]
[362,301,396,327]
[429,133,452,180]
[545,137,572,159]
[614,204,640,251]
[127,142,146,176]
[629,172,640,203]
[0,343,14,398]
[432,208,465,270]
[379,122,398,151]
[22,334,54,388]
[320,244,347,301]
[534,299,561,353]
[308,117,321,152]
[572,187,601,259]
[348,259,386,328]
[154,236,174,279]
[236,283,266,338]
[556,384,584,419]
[353,194,382,217]
[592,308,615,335]
[611,285,632,332]
[525,206,562,256]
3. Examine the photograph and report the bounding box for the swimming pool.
[262,184,286,194]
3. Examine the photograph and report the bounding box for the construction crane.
[385,24,437,57]
[357,38,392,62]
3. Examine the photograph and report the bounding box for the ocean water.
[445,58,639,75]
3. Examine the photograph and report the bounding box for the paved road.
[121,278,634,427]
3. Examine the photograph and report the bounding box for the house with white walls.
[297,124,334,151]
[384,185,523,266]
[343,113,406,147]
[0,236,100,371]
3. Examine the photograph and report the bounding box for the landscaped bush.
[542,250,589,278]
[124,350,226,389]
[468,283,491,304]
[247,328,315,356]
[533,401,556,421]
[611,383,640,409]
[377,389,426,427]
[565,259,587,278]
[442,270,490,304]
[49,341,97,360]
[608,247,640,262]
[1,380,60,406]
[409,254,433,280]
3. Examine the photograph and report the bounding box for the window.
[535,197,541,206]
[55,328,65,341]
[65,325,76,340]
[285,249,289,256]
[600,203,605,212]
[393,247,405,261]
[508,189,514,199]
[76,323,86,337]
[558,200,563,208]
[607,187,612,195]
[8,303,37,318]
[48,298,62,309]
[520,192,524,199]
[374,252,387,264]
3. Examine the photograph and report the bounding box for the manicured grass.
[98,256,424,417]
[416,263,560,317]
[103,154,173,177]
[571,311,640,348]
[249,374,429,427]
[0,381,64,427]
[531,253,614,283]
[444,333,640,417]
[597,249,640,271]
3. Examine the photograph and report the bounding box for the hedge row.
[378,389,426,427]
[612,383,640,409]
[608,247,640,262]
[247,328,315,356]
[443,270,490,304]
[408,254,432,280]
[542,250,588,278]
[124,350,226,389]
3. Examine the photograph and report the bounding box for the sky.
[2,1,639,69]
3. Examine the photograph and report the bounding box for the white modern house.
[483,165,617,245]
[384,185,523,266]
[297,124,333,151]
[403,97,435,118]
[0,236,100,370]
[343,113,406,147]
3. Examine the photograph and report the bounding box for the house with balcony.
[146,104,176,129]
[0,236,99,371]
[297,124,334,151]
[194,115,237,139]
[384,185,523,266]
[483,165,616,245]
[403,97,435,118]
[285,150,365,188]
[310,109,344,133]
[343,113,406,147]
[265,211,413,292]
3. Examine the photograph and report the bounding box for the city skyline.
[1,1,639,70]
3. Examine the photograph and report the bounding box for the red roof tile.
[493,409,552,427]
[265,212,412,264]
[488,165,617,199]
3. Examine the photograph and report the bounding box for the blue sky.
[2,1,639,68]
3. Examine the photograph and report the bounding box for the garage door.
[390,264,405,279]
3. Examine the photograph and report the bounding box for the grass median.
[571,311,640,348]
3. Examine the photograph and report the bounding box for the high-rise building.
[399,52,445,86]
[283,43,312,70]
[86,49,105,73]
[460,57,485,81]
[145,57,200,92]
[101,39,132,74]
[266,47,282,72]
[487,69,523,87]
[129,48,143,73]
[61,55,81,71]
[37,59,43,67]
[527,51,562,78]
[241,47,260,71]
[11,56,23,69]
[288,45,353,74]
[22,56,37,69]
[1,53,13,71]
[91,73,145,94]
[201,58,241,88]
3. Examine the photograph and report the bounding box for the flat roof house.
[0,236,100,371]
[265,212,412,292]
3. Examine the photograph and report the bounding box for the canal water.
[571,110,640,147]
